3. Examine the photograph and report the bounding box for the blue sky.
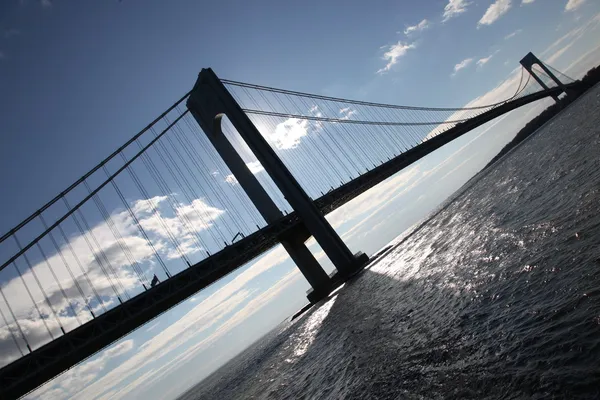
[1,0,600,399]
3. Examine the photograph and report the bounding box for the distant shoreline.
[484,66,600,170]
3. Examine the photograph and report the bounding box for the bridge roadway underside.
[0,84,574,400]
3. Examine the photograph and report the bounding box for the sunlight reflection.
[285,294,339,363]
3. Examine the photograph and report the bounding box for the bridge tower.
[187,69,367,302]
[520,52,568,102]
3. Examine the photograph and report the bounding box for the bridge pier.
[186,73,367,301]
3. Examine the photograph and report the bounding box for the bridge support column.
[520,52,568,103]
[186,72,366,301]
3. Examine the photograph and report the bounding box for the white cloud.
[522,0,535,3]
[224,161,265,184]
[427,12,600,142]
[104,340,134,358]
[479,0,513,27]
[0,194,225,368]
[327,167,422,231]
[404,19,430,35]
[377,41,417,74]
[541,12,600,65]
[245,161,265,175]
[224,174,238,184]
[443,0,471,22]
[505,29,522,39]
[268,118,309,149]
[452,57,474,75]
[339,107,357,120]
[477,51,498,68]
[427,66,526,140]
[563,42,600,79]
[546,41,576,64]
[26,243,297,400]
[25,339,134,400]
[565,0,586,11]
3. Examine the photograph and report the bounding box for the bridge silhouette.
[0,53,580,399]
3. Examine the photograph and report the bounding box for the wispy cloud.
[541,12,600,62]
[26,339,134,399]
[479,0,512,27]
[443,0,471,22]
[546,41,576,64]
[505,29,522,39]
[29,244,296,400]
[404,19,430,35]
[565,0,586,12]
[477,0,512,27]
[339,107,357,120]
[477,51,499,68]
[522,0,535,4]
[452,58,474,76]
[377,41,417,74]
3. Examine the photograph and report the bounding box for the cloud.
[245,161,265,175]
[565,0,586,12]
[224,175,238,185]
[26,242,297,400]
[339,107,357,120]
[522,0,535,3]
[0,194,226,368]
[546,41,576,64]
[563,42,600,79]
[541,12,600,65]
[477,51,498,68]
[326,167,423,231]
[377,41,417,74]
[269,118,309,149]
[224,161,265,184]
[103,340,134,358]
[105,268,303,400]
[404,19,430,35]
[479,0,512,27]
[24,340,134,400]
[452,57,474,76]
[427,65,527,140]
[505,29,522,39]
[443,0,471,22]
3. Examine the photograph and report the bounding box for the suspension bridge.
[0,53,581,399]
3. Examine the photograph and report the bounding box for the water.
[180,85,600,399]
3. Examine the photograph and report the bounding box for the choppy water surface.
[182,87,600,399]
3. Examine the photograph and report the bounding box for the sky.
[1,0,600,399]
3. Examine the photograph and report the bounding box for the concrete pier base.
[306,251,369,303]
